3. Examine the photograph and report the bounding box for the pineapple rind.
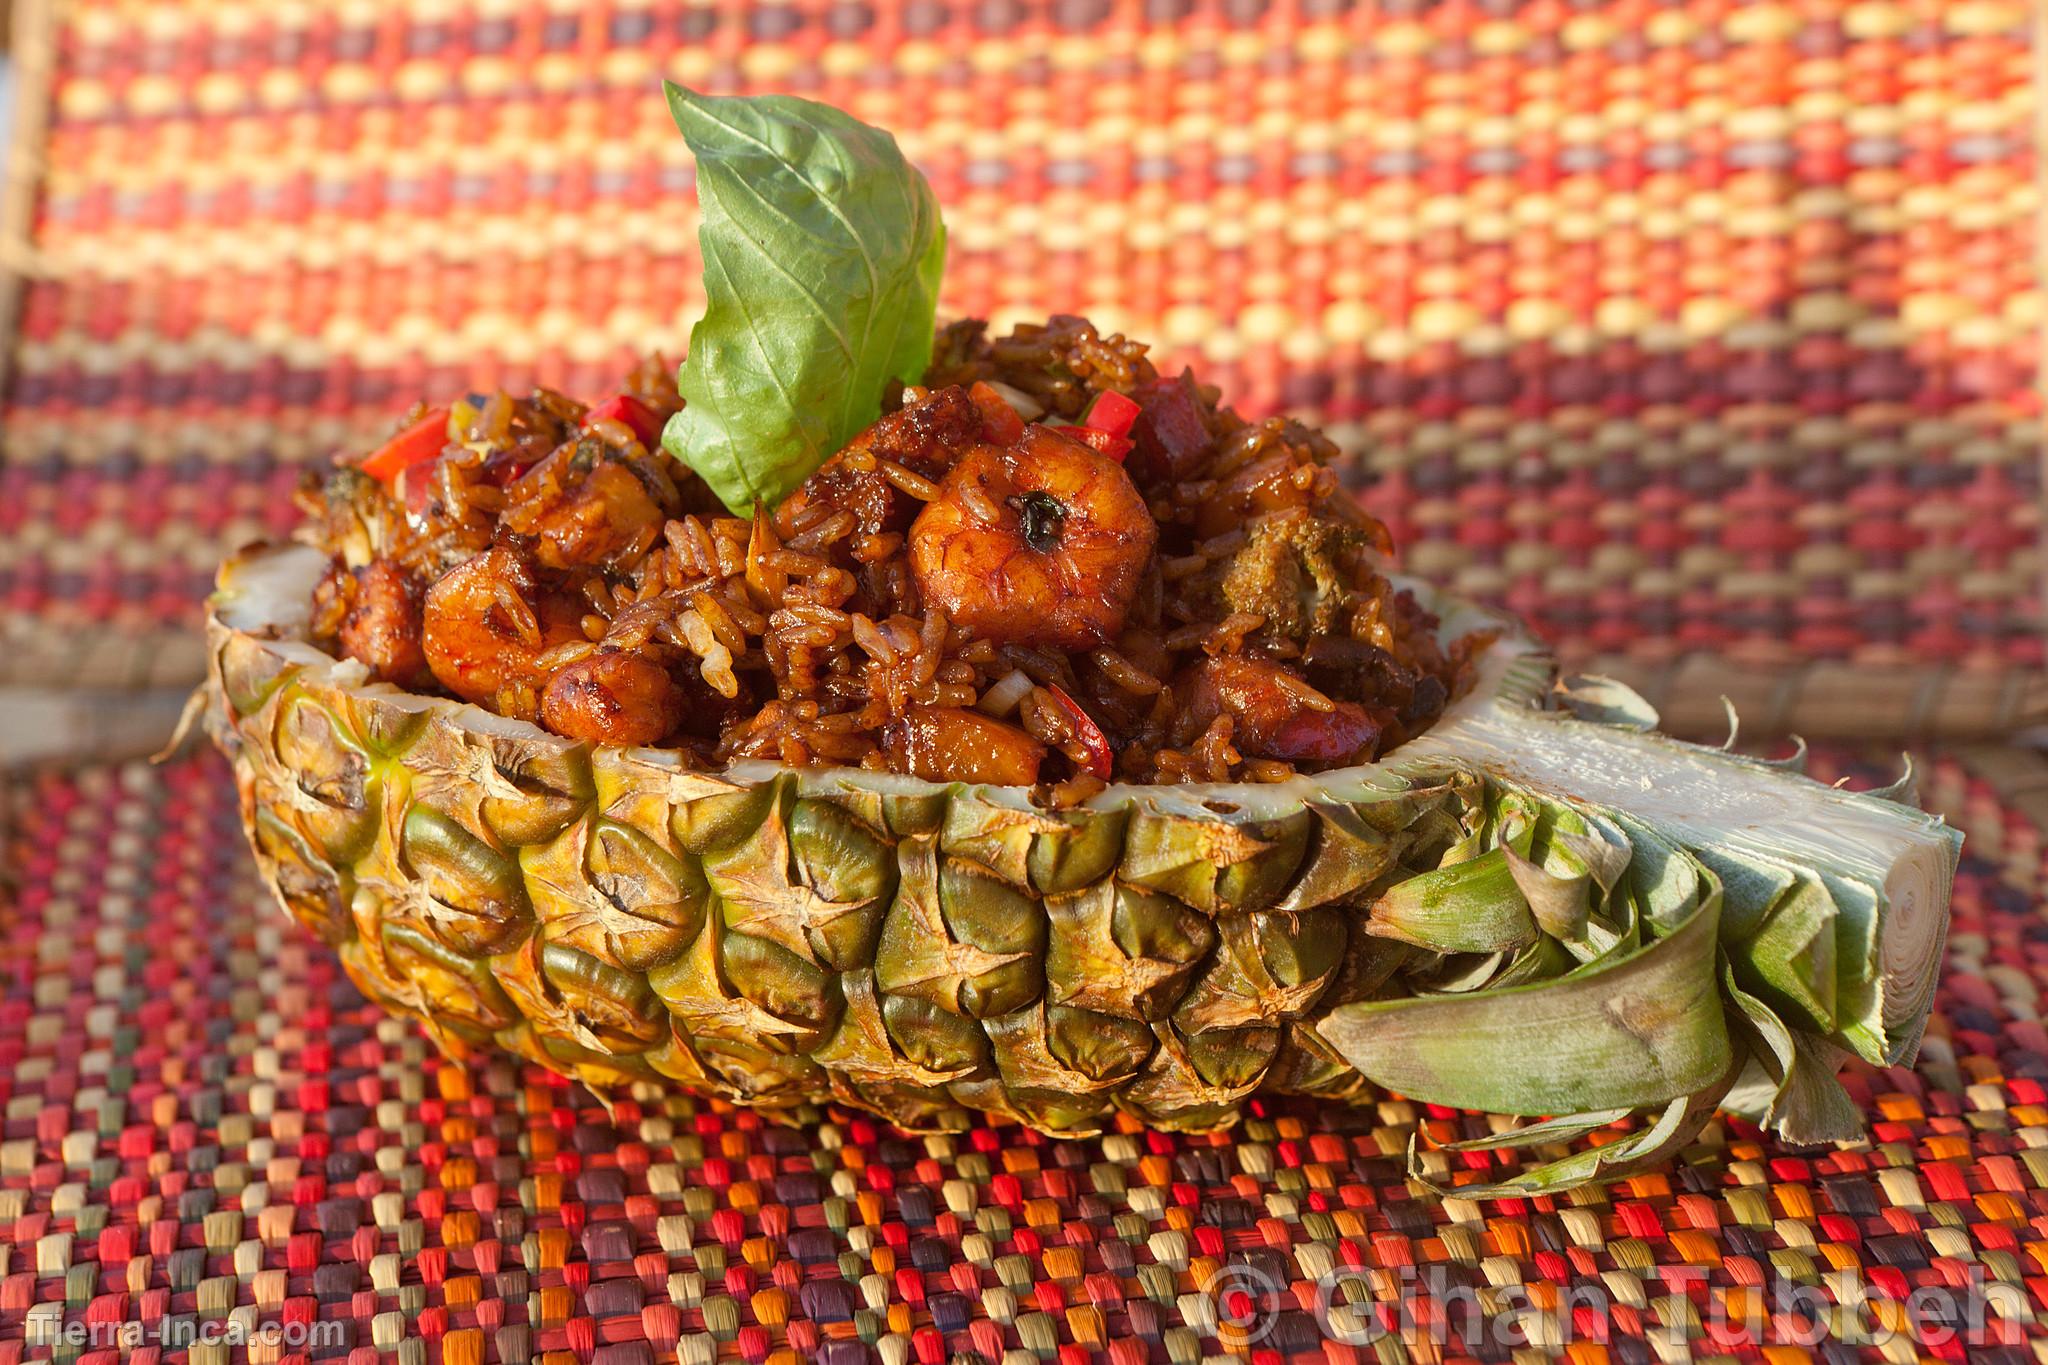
[207,546,1959,1191]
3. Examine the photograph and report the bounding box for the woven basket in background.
[1,0,2039,739]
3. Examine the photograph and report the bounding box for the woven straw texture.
[2,0,2041,718]
[0,745,2040,1363]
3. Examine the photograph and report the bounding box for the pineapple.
[207,543,1958,1194]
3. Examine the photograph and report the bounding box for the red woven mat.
[0,747,2041,1363]
[2,0,2040,690]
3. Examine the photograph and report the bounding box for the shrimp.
[881,705,1047,785]
[909,424,1156,650]
[1175,655,1384,770]
[783,385,988,540]
[540,652,684,747]
[501,444,671,571]
[328,558,432,687]
[421,546,586,712]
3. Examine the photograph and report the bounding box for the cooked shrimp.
[421,546,586,711]
[1175,655,1384,770]
[782,385,988,540]
[501,447,671,571]
[331,558,431,687]
[909,424,1156,649]
[881,705,1047,785]
[540,652,684,747]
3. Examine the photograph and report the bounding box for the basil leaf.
[660,83,948,514]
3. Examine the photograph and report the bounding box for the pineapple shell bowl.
[207,542,1959,1194]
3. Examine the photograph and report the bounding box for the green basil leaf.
[660,83,948,514]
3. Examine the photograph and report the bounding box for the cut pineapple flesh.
[208,543,1958,1194]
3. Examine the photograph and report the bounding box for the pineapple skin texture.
[206,613,1460,1137]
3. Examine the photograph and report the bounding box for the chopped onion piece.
[976,669,1034,717]
[982,380,1045,422]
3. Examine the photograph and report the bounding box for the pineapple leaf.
[1321,825,1734,1116]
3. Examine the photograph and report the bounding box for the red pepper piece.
[1042,683,1114,780]
[581,393,665,450]
[1050,425,1132,463]
[397,464,442,513]
[1080,389,1141,440]
[359,407,452,483]
[968,381,1025,445]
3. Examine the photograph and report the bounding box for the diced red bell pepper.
[397,463,443,513]
[359,407,452,483]
[968,381,1025,445]
[581,393,665,450]
[1042,684,1114,781]
[1051,425,1132,463]
[1080,389,1141,440]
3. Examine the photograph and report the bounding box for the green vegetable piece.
[661,84,948,513]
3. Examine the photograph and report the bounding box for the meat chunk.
[330,558,431,688]
[1217,510,1369,641]
[1175,655,1383,770]
[789,386,988,539]
[421,546,587,714]
[501,447,670,571]
[1127,370,1214,486]
[540,652,685,747]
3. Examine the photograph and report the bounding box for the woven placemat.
[1,0,2041,723]
[0,746,2042,1363]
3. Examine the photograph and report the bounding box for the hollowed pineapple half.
[206,543,1958,1194]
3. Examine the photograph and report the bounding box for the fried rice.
[299,316,1482,799]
